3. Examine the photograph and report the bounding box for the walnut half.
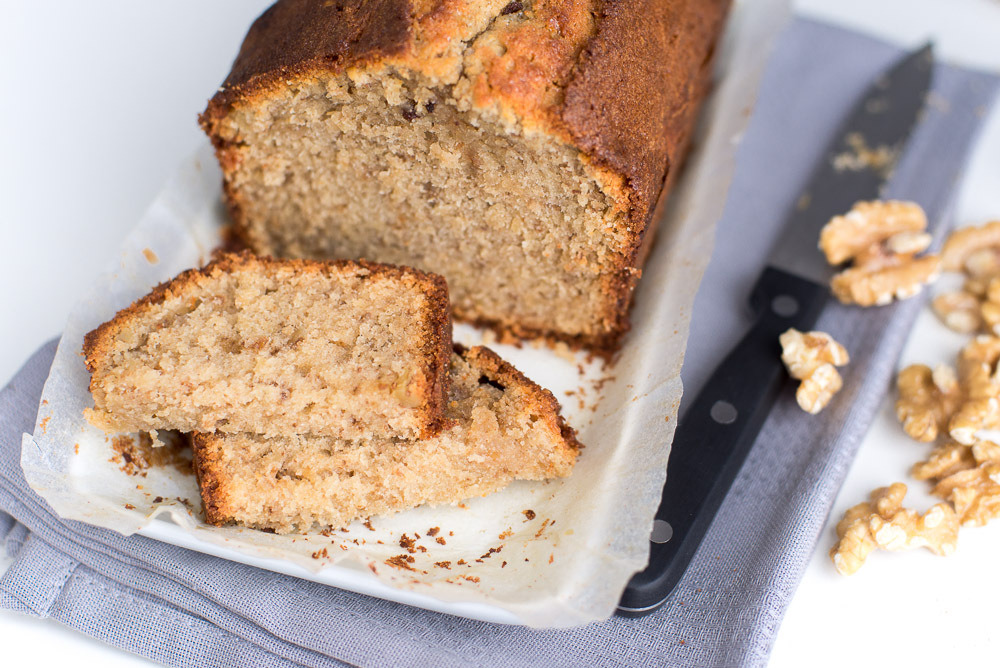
[941,220,1000,272]
[830,482,959,576]
[820,200,928,265]
[948,335,1000,445]
[779,329,849,414]
[819,201,940,306]
[896,364,962,442]
[935,277,1000,337]
[932,222,1000,335]
[932,289,983,334]
[915,439,1000,528]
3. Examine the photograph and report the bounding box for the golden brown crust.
[565,0,730,350]
[420,270,454,434]
[83,251,452,438]
[204,0,412,118]
[200,0,731,351]
[461,314,617,360]
[191,432,234,525]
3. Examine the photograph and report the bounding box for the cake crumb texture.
[192,346,581,533]
[83,252,452,441]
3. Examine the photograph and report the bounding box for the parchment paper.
[21,0,789,628]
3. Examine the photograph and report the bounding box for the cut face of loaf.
[200,0,730,351]
[192,346,580,533]
[83,252,452,441]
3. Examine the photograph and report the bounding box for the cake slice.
[199,0,730,352]
[192,346,580,533]
[84,252,451,441]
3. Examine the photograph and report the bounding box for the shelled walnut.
[914,440,1000,528]
[932,290,983,333]
[831,218,1000,578]
[831,255,941,307]
[980,279,1000,334]
[895,364,962,442]
[949,335,1000,444]
[819,200,940,306]
[820,201,928,264]
[933,221,1000,335]
[830,482,959,576]
[894,337,1000,447]
[941,220,1000,272]
[779,329,849,414]
[911,442,975,481]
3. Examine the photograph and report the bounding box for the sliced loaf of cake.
[84,252,452,441]
[192,346,580,533]
[200,0,730,352]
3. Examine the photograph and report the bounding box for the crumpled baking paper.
[21,0,788,628]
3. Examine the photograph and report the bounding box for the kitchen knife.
[618,44,935,617]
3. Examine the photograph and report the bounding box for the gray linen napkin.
[2,18,998,668]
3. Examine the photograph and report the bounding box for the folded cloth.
[2,17,998,668]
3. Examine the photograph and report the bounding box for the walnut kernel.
[911,442,975,481]
[819,201,928,265]
[932,290,983,333]
[949,336,1000,444]
[927,440,1000,527]
[830,483,959,575]
[895,364,962,442]
[941,220,1000,272]
[819,201,940,307]
[932,223,1000,334]
[779,329,849,414]
[830,253,940,307]
[979,278,1000,335]
[963,247,1000,279]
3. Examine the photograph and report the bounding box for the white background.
[1,0,999,665]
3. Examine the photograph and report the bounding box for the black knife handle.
[617,267,829,616]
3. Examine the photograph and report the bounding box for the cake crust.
[200,0,730,352]
[84,251,453,440]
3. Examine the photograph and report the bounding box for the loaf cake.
[192,346,580,532]
[200,0,730,351]
[84,252,452,441]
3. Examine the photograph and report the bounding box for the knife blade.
[617,44,935,617]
